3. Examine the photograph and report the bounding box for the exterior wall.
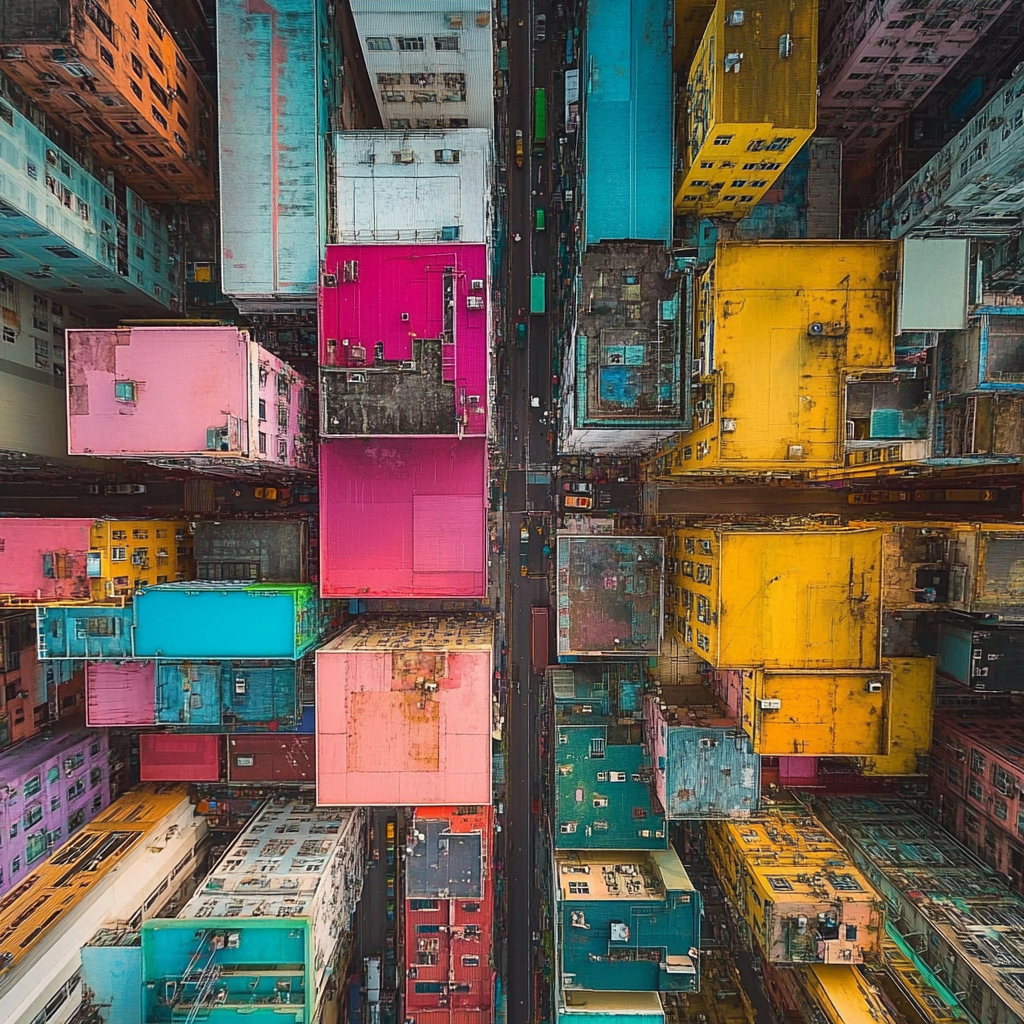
[860,657,934,776]
[217,0,340,308]
[86,660,156,725]
[675,0,817,217]
[706,805,884,964]
[319,243,489,436]
[138,732,221,781]
[66,327,315,473]
[316,617,493,806]
[319,436,488,599]
[227,733,316,783]
[0,94,181,314]
[583,0,672,245]
[350,0,494,130]
[647,241,899,478]
[665,526,883,670]
[817,0,1012,164]
[36,605,135,659]
[0,0,216,201]
[0,786,203,1024]
[330,129,491,244]
[0,726,110,895]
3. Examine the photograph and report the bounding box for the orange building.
[0,0,215,201]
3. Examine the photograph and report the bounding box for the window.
[47,767,59,784]
[24,804,43,827]
[397,37,425,50]
[69,807,86,832]
[682,561,694,578]
[258,398,266,421]
[462,955,479,966]
[114,380,137,403]
[150,78,168,108]
[462,901,480,912]
[968,777,983,801]
[50,796,60,812]
[111,547,127,561]
[277,438,288,460]
[148,45,164,72]
[67,778,85,801]
[11,856,20,874]
[713,135,734,146]
[409,899,438,911]
[278,405,289,429]
[366,37,392,50]
[415,984,444,995]
[9,824,16,839]
[696,595,711,624]
[767,876,793,891]
[830,873,864,892]
[26,830,47,863]
[995,799,1008,821]
[993,766,1014,796]
[971,750,985,775]
[731,179,747,188]
[696,564,712,585]
[23,776,41,798]
[767,137,794,151]
[258,431,267,454]
[697,632,710,652]
[151,106,167,129]
[434,36,459,50]
[90,767,102,787]
[92,794,102,812]
[100,46,114,68]
[738,195,754,203]
[146,8,164,37]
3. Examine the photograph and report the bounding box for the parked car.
[385,931,396,965]
[515,129,524,167]
[516,322,528,349]
[563,481,593,494]
[535,14,546,41]
[565,495,593,509]
[254,487,277,500]
[105,483,147,494]
[555,2,565,16]
[386,874,395,898]
[386,900,395,923]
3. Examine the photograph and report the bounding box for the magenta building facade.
[0,725,110,895]
[818,0,1011,162]
[66,326,315,475]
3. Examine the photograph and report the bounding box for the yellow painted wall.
[649,242,899,478]
[666,525,883,670]
[89,520,192,600]
[740,669,890,756]
[675,0,817,216]
[860,658,934,776]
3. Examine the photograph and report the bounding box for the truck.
[530,274,546,315]
[531,606,549,674]
[364,957,381,1024]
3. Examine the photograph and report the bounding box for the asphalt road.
[505,1,558,1022]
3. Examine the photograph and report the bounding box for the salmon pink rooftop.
[319,244,489,436]
[319,436,488,599]
[0,518,94,601]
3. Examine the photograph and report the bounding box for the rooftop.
[406,819,483,899]
[583,0,672,245]
[933,712,1024,770]
[556,536,664,657]
[0,723,95,783]
[193,521,308,583]
[319,244,488,436]
[0,518,93,601]
[86,662,156,727]
[316,616,493,805]
[319,437,488,599]
[331,130,491,244]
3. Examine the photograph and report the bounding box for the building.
[557,991,667,1024]
[227,732,316,784]
[642,691,759,819]
[931,619,1024,692]
[646,240,971,481]
[560,243,687,455]
[0,91,182,315]
[319,436,488,599]
[139,733,221,781]
[0,785,205,1024]
[141,799,365,1024]
[555,535,665,659]
[582,0,672,246]
[858,657,935,776]
[330,129,491,244]
[0,725,110,896]
[554,722,667,850]
[37,605,136,659]
[705,804,884,964]
[675,0,817,218]
[554,849,701,995]
[0,517,191,604]
[350,0,494,130]
[316,616,493,805]
[319,243,489,438]
[929,712,1024,893]
[0,0,216,202]
[817,0,1012,164]
[66,326,315,475]
[404,805,493,1024]
[815,796,1024,1024]
[193,520,309,583]
[86,660,156,726]
[216,0,346,311]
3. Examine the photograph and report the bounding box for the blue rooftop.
[583,0,673,246]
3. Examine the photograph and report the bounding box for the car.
[386,821,396,842]
[555,2,565,16]
[564,495,593,509]
[105,483,147,494]
[254,487,278,500]
[535,14,546,41]
[387,846,395,866]
[386,900,395,923]
[563,481,593,494]
[385,931,396,965]
[515,129,524,168]
[535,207,546,232]
[516,321,528,349]
[386,874,395,898]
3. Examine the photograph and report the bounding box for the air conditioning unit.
[721,418,736,433]
[320,272,338,288]
[470,279,484,290]
[866,680,883,693]
[466,296,484,309]
[787,444,804,460]
[401,312,410,321]
[393,150,415,164]
[206,426,230,452]
[609,771,627,782]
[593,797,609,808]
[596,771,608,781]
[347,373,366,384]
[759,698,782,710]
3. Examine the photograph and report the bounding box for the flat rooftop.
[319,437,488,599]
[406,819,483,899]
[556,536,664,657]
[331,130,490,244]
[316,616,493,806]
[584,0,672,245]
[0,518,93,601]
[320,244,488,436]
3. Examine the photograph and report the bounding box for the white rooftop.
[330,129,491,244]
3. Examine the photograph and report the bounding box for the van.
[535,207,546,231]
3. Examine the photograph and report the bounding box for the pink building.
[139,733,221,782]
[86,661,156,726]
[0,518,94,602]
[319,437,488,599]
[319,244,489,437]
[316,616,494,806]
[66,326,315,473]
[818,0,1012,161]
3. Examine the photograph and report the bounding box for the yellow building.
[89,520,192,600]
[706,803,884,965]
[665,524,883,670]
[859,657,934,776]
[675,0,817,217]
[648,241,904,479]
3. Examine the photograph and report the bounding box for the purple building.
[0,725,110,895]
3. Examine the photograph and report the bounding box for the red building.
[404,806,493,1024]
[929,710,1024,895]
